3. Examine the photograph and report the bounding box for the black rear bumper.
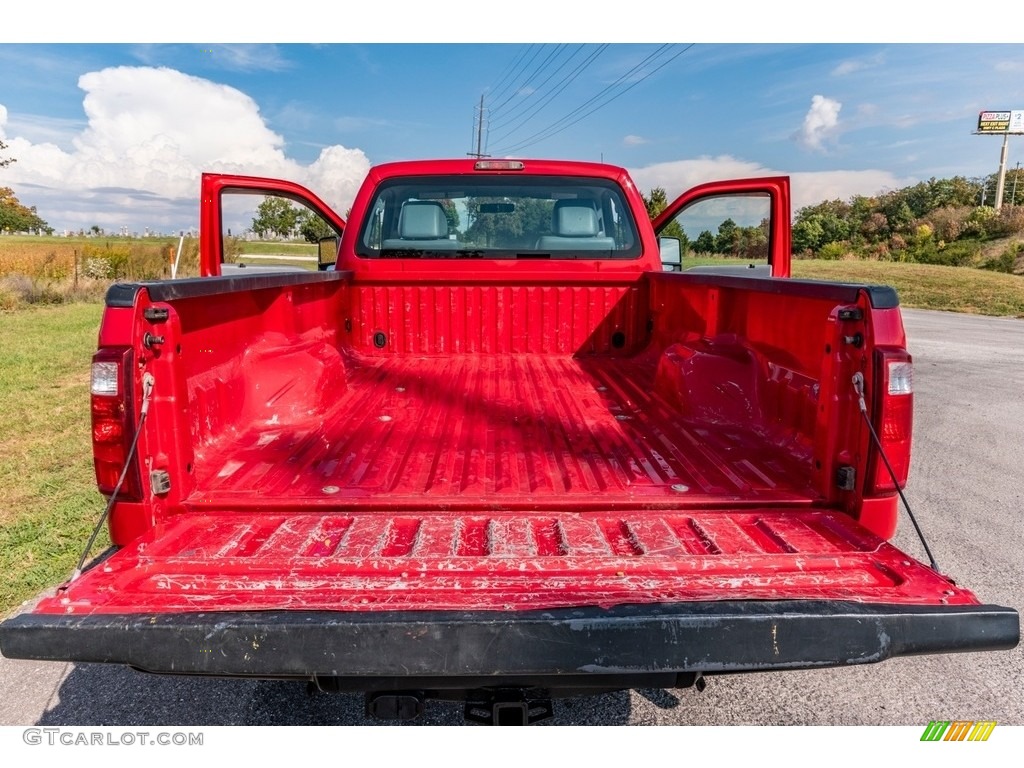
[1,601,1018,681]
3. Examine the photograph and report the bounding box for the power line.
[491,44,674,153]
[487,45,607,148]
[488,44,568,122]
[487,45,533,105]
[487,44,586,132]
[488,44,546,115]
[492,44,694,156]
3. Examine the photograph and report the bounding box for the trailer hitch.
[464,691,554,726]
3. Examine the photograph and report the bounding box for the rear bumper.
[1,601,1017,681]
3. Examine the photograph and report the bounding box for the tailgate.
[2,509,1018,678]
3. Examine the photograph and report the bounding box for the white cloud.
[306,145,375,202]
[994,60,1024,72]
[0,66,370,231]
[628,156,769,195]
[129,44,291,73]
[797,95,842,151]
[623,134,648,146]
[831,52,885,77]
[2,113,84,149]
[628,156,908,213]
[210,45,291,72]
[788,169,909,210]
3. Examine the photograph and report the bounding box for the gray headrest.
[399,201,449,239]
[554,201,599,237]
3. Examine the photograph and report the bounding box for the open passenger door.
[654,177,791,276]
[199,174,347,276]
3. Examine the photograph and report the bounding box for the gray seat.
[382,201,460,251]
[536,200,616,252]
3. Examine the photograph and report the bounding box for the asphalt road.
[1,308,1021,726]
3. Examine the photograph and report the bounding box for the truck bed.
[3,266,1018,688]
[189,353,816,510]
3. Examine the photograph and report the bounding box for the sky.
[1,5,1023,234]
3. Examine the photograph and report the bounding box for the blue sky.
[1,8,1022,233]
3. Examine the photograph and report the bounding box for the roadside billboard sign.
[977,110,1024,134]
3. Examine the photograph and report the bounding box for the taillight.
[91,347,142,500]
[866,348,913,494]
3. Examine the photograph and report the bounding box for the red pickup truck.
[1,159,1017,725]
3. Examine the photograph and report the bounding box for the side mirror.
[659,236,681,271]
[318,236,339,270]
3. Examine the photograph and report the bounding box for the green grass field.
[790,260,1024,316]
[239,241,317,256]
[0,234,312,252]
[1,258,1023,614]
[0,303,107,614]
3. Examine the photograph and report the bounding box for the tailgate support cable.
[852,373,940,573]
[69,373,155,583]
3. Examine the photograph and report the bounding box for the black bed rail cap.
[105,270,352,308]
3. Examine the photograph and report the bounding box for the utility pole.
[976,110,1023,210]
[995,132,1010,212]
[467,94,490,159]
[1012,161,1020,206]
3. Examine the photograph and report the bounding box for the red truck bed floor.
[191,354,814,510]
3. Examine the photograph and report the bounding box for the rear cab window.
[356,175,641,259]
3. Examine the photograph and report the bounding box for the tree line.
[644,169,1024,270]
[3,141,1023,268]
[788,173,1024,270]
[0,186,53,234]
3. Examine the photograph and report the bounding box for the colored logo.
[921,721,997,741]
